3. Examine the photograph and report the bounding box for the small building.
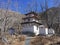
[21,12,55,35]
[39,25,55,35]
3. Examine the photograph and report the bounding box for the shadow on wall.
[22,31,35,36]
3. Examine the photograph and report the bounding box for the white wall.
[39,27,46,35]
[22,24,39,35]
[33,19,38,22]
[33,25,39,35]
[24,18,39,22]
[39,25,49,35]
[45,28,48,35]
[48,28,55,34]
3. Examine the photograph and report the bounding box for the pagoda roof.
[21,21,42,25]
[22,16,40,20]
[25,11,38,15]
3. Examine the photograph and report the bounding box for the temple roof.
[22,16,40,20]
[25,11,38,15]
[21,21,42,25]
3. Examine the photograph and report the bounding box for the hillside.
[0,9,25,34]
[39,7,60,34]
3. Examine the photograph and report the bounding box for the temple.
[21,12,55,35]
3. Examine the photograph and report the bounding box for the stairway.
[25,37,31,45]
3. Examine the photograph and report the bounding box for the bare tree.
[39,0,54,25]
[39,0,60,35]
[3,0,11,35]
[13,0,22,35]
[39,0,49,28]
[53,0,60,7]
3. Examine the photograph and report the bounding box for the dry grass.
[1,35,26,45]
[0,40,4,45]
[30,36,60,45]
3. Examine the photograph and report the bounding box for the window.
[0,29,1,35]
[28,18,30,21]
[37,26,38,30]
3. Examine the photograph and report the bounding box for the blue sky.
[0,0,57,14]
